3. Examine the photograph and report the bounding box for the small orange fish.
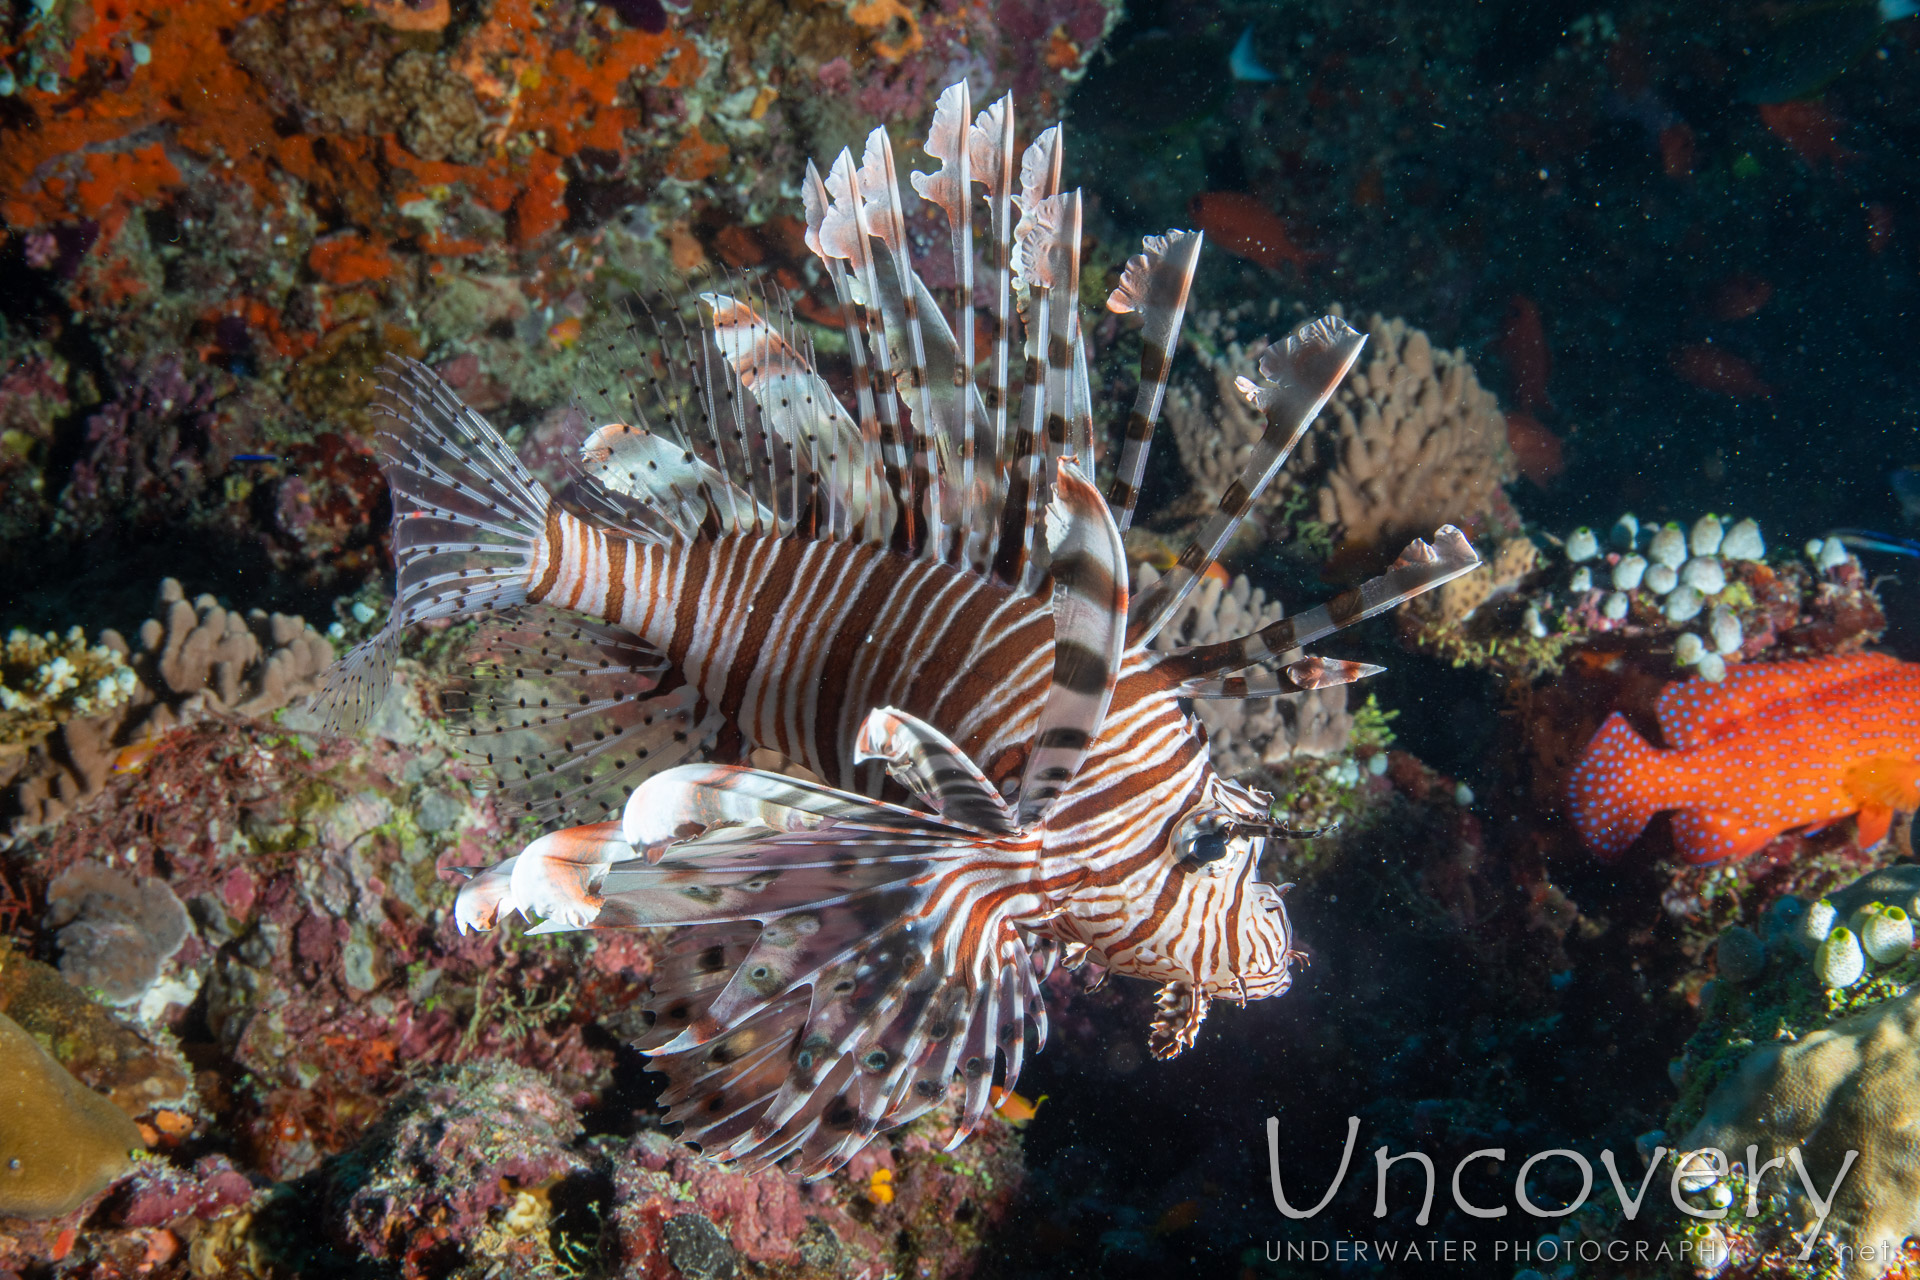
[866,1167,895,1205]
[1569,653,1920,864]
[990,1086,1046,1126]
[1129,534,1231,586]
[1504,411,1564,488]
[111,737,162,774]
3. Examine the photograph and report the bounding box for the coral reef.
[1168,307,1518,576]
[3,578,333,828]
[0,1010,146,1220]
[610,1109,1024,1279]
[1406,511,1885,688]
[0,625,137,743]
[0,650,1029,1275]
[0,943,193,1118]
[46,864,192,1011]
[0,0,1121,620]
[1679,958,1920,1276]
[314,1061,594,1276]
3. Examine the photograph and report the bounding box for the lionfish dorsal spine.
[1127,314,1371,647]
[857,127,950,560]
[1163,526,1483,681]
[1177,658,1387,701]
[803,159,895,546]
[1043,190,1084,470]
[969,94,1018,482]
[824,147,917,551]
[1104,229,1205,532]
[1016,459,1128,825]
[911,81,979,555]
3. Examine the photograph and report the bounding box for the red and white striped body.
[526,510,1287,1005]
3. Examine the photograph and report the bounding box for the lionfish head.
[1164,775,1297,1002]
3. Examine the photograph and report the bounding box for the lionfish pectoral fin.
[1127,315,1371,648]
[1161,526,1482,681]
[484,757,1042,1178]
[444,607,722,831]
[1147,979,1213,1060]
[855,706,1016,833]
[1016,460,1129,826]
[619,831,1040,1176]
[617,761,952,857]
[513,822,630,933]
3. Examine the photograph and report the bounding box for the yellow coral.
[1684,990,1920,1279]
[0,1010,147,1218]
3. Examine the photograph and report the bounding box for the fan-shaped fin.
[442,607,720,829]
[616,820,1038,1178]
[617,762,958,858]
[311,357,559,735]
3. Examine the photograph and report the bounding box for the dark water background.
[989,1,1917,1275]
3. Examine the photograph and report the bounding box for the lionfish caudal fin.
[455,705,1049,1178]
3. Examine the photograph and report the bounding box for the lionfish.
[315,81,1481,1177]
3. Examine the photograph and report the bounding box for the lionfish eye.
[1174,812,1234,867]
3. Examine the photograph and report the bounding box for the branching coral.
[1169,308,1517,575]
[0,627,138,744]
[3,579,333,828]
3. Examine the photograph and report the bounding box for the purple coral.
[61,356,222,520]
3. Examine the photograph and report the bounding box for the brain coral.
[1683,989,1920,1279]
